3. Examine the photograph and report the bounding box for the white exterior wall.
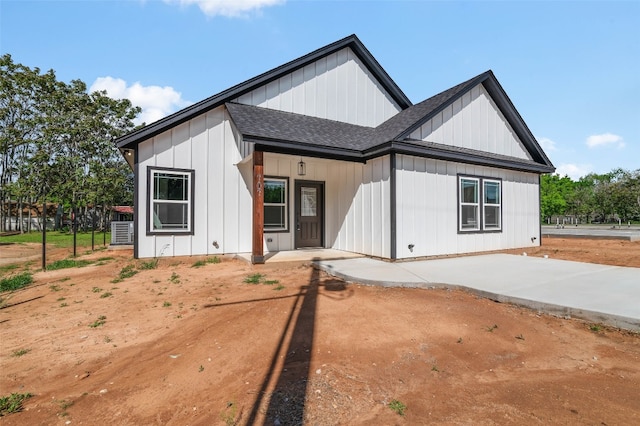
[410,84,532,160]
[263,153,391,258]
[136,106,253,258]
[395,154,540,259]
[235,47,402,127]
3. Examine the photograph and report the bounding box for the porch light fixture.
[298,158,306,176]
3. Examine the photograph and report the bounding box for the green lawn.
[0,231,110,248]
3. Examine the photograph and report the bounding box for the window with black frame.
[148,168,193,234]
[458,175,501,232]
[264,178,288,232]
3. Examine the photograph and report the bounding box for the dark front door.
[295,181,324,248]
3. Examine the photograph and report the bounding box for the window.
[458,176,501,233]
[483,180,501,230]
[460,178,479,230]
[148,168,194,234]
[264,178,288,231]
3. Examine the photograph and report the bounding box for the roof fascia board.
[246,137,366,163]
[248,133,553,173]
[364,142,554,173]
[117,34,411,149]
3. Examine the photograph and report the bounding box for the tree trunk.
[18,197,23,233]
[27,197,32,232]
[0,197,5,233]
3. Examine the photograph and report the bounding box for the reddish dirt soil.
[1,238,639,425]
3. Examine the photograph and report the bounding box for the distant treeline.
[541,168,640,224]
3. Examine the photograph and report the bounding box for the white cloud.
[164,0,285,17]
[555,163,593,180]
[90,76,191,125]
[537,137,557,152]
[586,133,625,149]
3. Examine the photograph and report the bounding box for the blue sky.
[1,0,638,179]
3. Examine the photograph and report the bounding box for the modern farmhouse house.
[116,35,554,263]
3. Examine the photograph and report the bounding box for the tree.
[540,174,573,222]
[0,54,140,232]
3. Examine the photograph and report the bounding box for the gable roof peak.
[116,34,410,148]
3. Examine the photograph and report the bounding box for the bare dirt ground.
[1,238,639,425]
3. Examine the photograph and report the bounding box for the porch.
[236,248,364,264]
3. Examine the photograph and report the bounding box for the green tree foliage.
[541,169,640,223]
[0,54,141,232]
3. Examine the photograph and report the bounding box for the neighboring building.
[116,35,554,262]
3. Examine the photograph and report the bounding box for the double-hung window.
[458,176,502,232]
[460,178,480,231]
[264,177,288,232]
[148,168,194,234]
[483,180,501,230]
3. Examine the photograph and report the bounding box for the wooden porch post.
[252,151,265,264]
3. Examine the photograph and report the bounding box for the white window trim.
[148,167,194,235]
[459,177,480,231]
[264,177,288,232]
[458,175,502,233]
[483,179,502,231]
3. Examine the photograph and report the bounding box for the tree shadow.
[245,260,351,425]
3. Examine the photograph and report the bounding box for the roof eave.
[245,136,366,163]
[363,141,555,174]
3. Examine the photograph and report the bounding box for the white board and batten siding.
[410,84,532,160]
[136,106,253,258]
[263,153,391,258]
[235,47,402,127]
[395,154,540,259]
[134,45,402,259]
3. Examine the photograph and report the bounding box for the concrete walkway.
[315,254,640,331]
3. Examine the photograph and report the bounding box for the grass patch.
[162,301,172,307]
[169,272,180,284]
[220,401,238,426]
[244,273,280,286]
[48,258,93,271]
[274,284,285,291]
[100,292,112,299]
[88,315,107,328]
[49,284,61,292]
[244,273,264,284]
[0,272,33,292]
[590,324,603,333]
[0,263,19,275]
[139,258,159,270]
[111,264,138,283]
[388,399,406,416]
[192,256,221,268]
[11,348,30,357]
[0,231,111,249]
[0,392,32,416]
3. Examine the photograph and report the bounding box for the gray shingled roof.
[226,69,555,173]
[225,102,375,152]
